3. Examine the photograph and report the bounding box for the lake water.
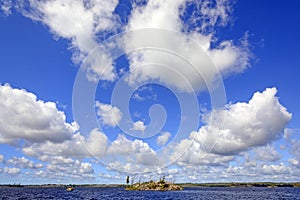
[0,187,300,199]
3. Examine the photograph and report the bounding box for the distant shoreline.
[1,182,300,188]
[0,184,125,188]
[180,182,300,188]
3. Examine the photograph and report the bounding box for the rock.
[125,180,183,191]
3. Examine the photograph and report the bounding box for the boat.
[66,187,74,191]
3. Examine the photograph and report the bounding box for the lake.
[0,187,300,199]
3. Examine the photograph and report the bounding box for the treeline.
[181,182,300,188]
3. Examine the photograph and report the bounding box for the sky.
[0,0,299,184]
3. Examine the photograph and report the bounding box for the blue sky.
[0,0,300,184]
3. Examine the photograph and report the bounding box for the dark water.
[1,187,300,200]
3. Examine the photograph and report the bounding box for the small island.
[125,178,183,191]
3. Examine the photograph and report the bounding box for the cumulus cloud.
[7,156,43,169]
[46,159,95,179]
[79,162,94,174]
[162,87,291,168]
[1,0,297,182]
[124,0,250,92]
[0,84,107,179]
[225,162,292,181]
[29,157,94,180]
[260,163,290,175]
[0,84,79,145]
[4,167,21,174]
[127,0,184,30]
[7,0,119,81]
[157,132,171,146]
[106,161,156,175]
[107,134,159,168]
[190,88,291,155]
[44,159,94,177]
[104,87,292,172]
[108,134,154,155]
[253,145,280,162]
[5,0,250,92]
[172,139,234,166]
[132,121,146,132]
[22,128,108,159]
[289,158,299,166]
[96,101,122,127]
[173,153,299,183]
[290,140,300,168]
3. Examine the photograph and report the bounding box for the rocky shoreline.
[125,180,183,191]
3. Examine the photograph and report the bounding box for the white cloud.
[106,161,156,174]
[157,132,171,146]
[4,167,21,174]
[1,0,12,15]
[41,156,74,165]
[132,85,157,102]
[186,0,233,32]
[284,128,293,140]
[132,93,146,101]
[10,0,119,81]
[7,156,43,169]
[107,134,159,168]
[209,37,250,76]
[124,0,250,92]
[46,159,95,179]
[22,128,108,159]
[0,84,79,145]
[162,88,291,168]
[96,102,122,127]
[260,163,290,175]
[292,140,300,155]
[127,0,184,30]
[172,139,234,166]
[2,0,297,182]
[35,0,96,52]
[132,121,146,132]
[290,140,300,167]
[253,145,280,162]
[289,158,299,166]
[7,0,249,92]
[103,88,292,171]
[18,157,96,181]
[35,170,47,178]
[79,162,94,174]
[227,162,291,181]
[173,155,299,183]
[108,134,154,155]
[190,88,291,155]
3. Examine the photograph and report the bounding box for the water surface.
[0,187,299,199]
